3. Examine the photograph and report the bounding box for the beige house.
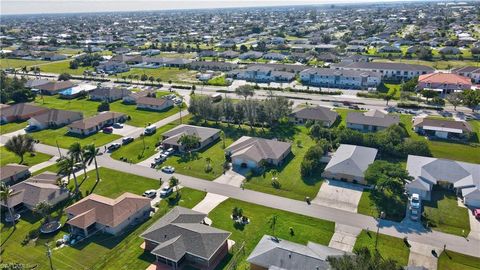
[161,124,221,152]
[0,164,31,185]
[68,111,127,136]
[136,97,174,111]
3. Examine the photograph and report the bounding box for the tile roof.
[31,109,83,125]
[136,97,172,107]
[418,73,472,85]
[0,103,48,119]
[35,81,74,92]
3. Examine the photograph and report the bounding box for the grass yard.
[115,67,198,83]
[110,116,189,162]
[29,126,121,149]
[438,250,480,270]
[0,58,47,69]
[71,167,159,198]
[0,146,52,167]
[0,185,205,270]
[39,60,93,75]
[245,126,324,200]
[333,108,365,128]
[354,230,410,266]
[209,199,335,269]
[0,121,28,134]
[33,95,99,117]
[109,100,181,127]
[32,162,59,176]
[357,188,407,222]
[422,187,470,237]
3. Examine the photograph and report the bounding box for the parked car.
[24,125,38,132]
[164,148,175,156]
[410,193,421,209]
[122,137,134,145]
[161,166,175,173]
[103,127,113,133]
[113,123,124,128]
[142,189,157,198]
[474,208,480,219]
[410,207,420,221]
[108,143,121,151]
[159,186,173,197]
[154,154,168,163]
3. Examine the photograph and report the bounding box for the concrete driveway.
[408,241,441,270]
[192,193,228,214]
[468,208,480,241]
[312,180,364,213]
[111,124,141,136]
[328,223,361,252]
[213,169,245,187]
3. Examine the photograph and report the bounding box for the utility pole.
[45,243,54,270]
[375,211,386,251]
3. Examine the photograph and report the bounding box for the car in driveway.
[159,186,173,197]
[142,189,157,198]
[122,137,134,145]
[410,207,420,221]
[154,154,168,163]
[108,143,121,151]
[410,193,421,209]
[113,123,124,128]
[161,166,175,173]
[474,208,480,219]
[103,127,113,133]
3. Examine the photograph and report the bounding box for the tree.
[98,101,110,112]
[4,134,35,164]
[58,73,72,81]
[384,93,394,106]
[421,89,438,101]
[57,155,79,194]
[462,89,480,112]
[169,176,180,196]
[140,74,148,82]
[235,85,255,100]
[68,142,86,178]
[178,134,201,153]
[446,92,462,110]
[33,201,53,223]
[328,247,403,270]
[83,144,100,183]
[0,183,17,227]
[365,160,412,192]
[400,77,418,92]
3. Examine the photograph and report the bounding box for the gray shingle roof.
[225,136,292,163]
[324,144,378,178]
[292,106,338,123]
[347,110,399,128]
[162,124,220,147]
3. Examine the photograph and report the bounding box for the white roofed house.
[161,125,221,152]
[28,109,83,130]
[68,111,127,136]
[225,136,292,170]
[405,155,480,207]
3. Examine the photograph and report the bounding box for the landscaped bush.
[300,139,329,177]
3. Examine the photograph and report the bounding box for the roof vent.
[288,252,292,259]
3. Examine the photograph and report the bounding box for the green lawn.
[422,187,470,237]
[245,126,324,200]
[357,188,407,222]
[0,185,205,270]
[38,60,93,75]
[438,250,480,270]
[71,167,159,198]
[333,108,366,128]
[114,67,198,83]
[354,230,410,266]
[110,116,189,162]
[209,199,335,269]
[0,58,47,69]
[384,83,401,99]
[109,100,181,127]
[32,162,59,176]
[0,121,28,134]
[30,126,121,149]
[357,190,380,218]
[0,146,52,167]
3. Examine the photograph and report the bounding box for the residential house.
[290,106,339,127]
[28,109,83,130]
[66,192,151,236]
[331,62,434,80]
[189,61,237,71]
[405,155,480,207]
[225,136,292,169]
[439,47,461,55]
[417,73,472,95]
[0,103,49,123]
[122,89,157,104]
[35,81,74,95]
[231,66,295,83]
[340,55,369,64]
[141,207,231,270]
[378,45,401,53]
[262,52,287,61]
[136,97,174,111]
[68,111,127,136]
[0,172,68,210]
[300,68,381,89]
[346,110,399,132]
[96,61,130,74]
[322,144,378,184]
[161,124,220,152]
[89,87,131,102]
[452,66,480,83]
[412,117,473,140]
[24,79,50,89]
[219,50,239,59]
[247,235,349,270]
[239,51,264,60]
[0,164,30,185]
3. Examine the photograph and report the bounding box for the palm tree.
[57,156,79,194]
[83,144,100,183]
[68,142,86,178]
[33,201,53,223]
[4,134,35,164]
[0,183,17,227]
[169,176,180,196]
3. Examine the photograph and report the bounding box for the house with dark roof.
[141,207,231,270]
[225,136,292,169]
[290,106,339,127]
[89,87,131,102]
[136,97,174,111]
[0,103,49,124]
[346,110,399,132]
[28,109,83,130]
[66,192,151,236]
[322,144,378,184]
[247,235,349,270]
[34,81,74,95]
[161,124,220,152]
[0,164,30,185]
[68,111,127,136]
[413,118,473,140]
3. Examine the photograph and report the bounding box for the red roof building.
[417,73,472,95]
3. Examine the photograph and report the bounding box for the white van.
[144,125,156,135]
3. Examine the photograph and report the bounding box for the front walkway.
[328,223,362,252]
[312,180,364,213]
[408,241,441,270]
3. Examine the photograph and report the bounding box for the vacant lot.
[0,121,28,134]
[30,126,121,149]
[39,60,93,75]
[0,58,47,68]
[115,67,198,83]
[354,230,410,266]
[209,198,335,269]
[438,250,480,270]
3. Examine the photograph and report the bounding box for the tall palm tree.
[83,144,100,183]
[0,183,17,227]
[68,142,86,178]
[58,156,79,194]
[4,134,35,164]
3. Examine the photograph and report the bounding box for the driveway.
[328,223,361,252]
[312,180,364,213]
[111,124,141,136]
[213,169,245,187]
[408,241,441,270]
[192,193,228,214]
[468,208,480,241]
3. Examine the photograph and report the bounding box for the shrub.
[97,101,110,112]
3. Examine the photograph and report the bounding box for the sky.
[1,0,408,15]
